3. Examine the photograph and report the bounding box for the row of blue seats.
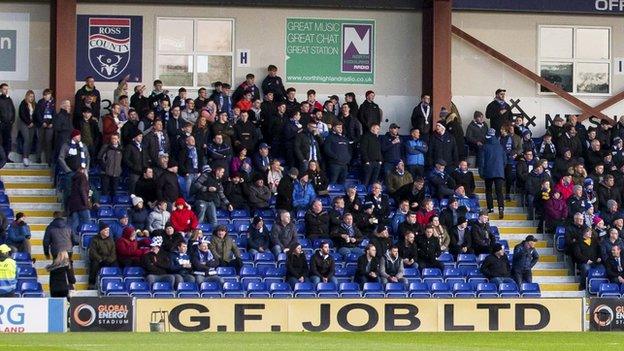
[15,280,44,297]
[597,283,624,297]
[103,280,541,298]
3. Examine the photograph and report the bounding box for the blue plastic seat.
[19,281,44,297]
[476,282,498,298]
[327,184,345,194]
[177,282,200,297]
[113,195,131,205]
[403,267,420,280]
[105,281,129,296]
[11,252,31,263]
[456,254,478,268]
[197,223,212,233]
[453,282,475,298]
[385,282,408,298]
[262,267,285,285]
[231,209,250,218]
[223,282,245,298]
[520,283,541,298]
[430,282,453,298]
[80,222,99,233]
[97,207,115,220]
[152,282,175,297]
[316,282,339,298]
[598,283,621,298]
[339,282,361,298]
[123,266,145,282]
[362,282,384,298]
[437,252,455,267]
[240,266,259,277]
[200,281,222,298]
[498,282,520,297]
[216,266,236,277]
[588,266,607,294]
[17,266,37,280]
[422,268,444,284]
[255,208,276,218]
[128,281,151,297]
[408,282,430,298]
[293,282,316,298]
[270,282,292,298]
[99,195,111,205]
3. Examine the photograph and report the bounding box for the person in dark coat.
[285,243,309,288]
[573,227,602,289]
[449,217,471,257]
[261,65,287,102]
[605,245,624,284]
[480,243,514,285]
[276,167,297,212]
[379,124,403,175]
[53,100,74,163]
[427,122,458,167]
[304,200,330,240]
[485,89,512,135]
[469,210,496,255]
[74,77,101,119]
[439,198,468,230]
[359,124,383,186]
[0,83,16,158]
[294,121,322,172]
[43,212,75,260]
[355,244,380,287]
[357,91,382,130]
[511,235,540,286]
[481,128,506,218]
[323,122,351,184]
[88,223,118,287]
[156,159,181,203]
[398,231,418,268]
[123,130,147,194]
[67,167,91,234]
[46,251,75,299]
[416,225,445,271]
[142,119,170,167]
[247,216,271,256]
[450,160,476,196]
[309,242,337,285]
[427,160,456,200]
[444,110,466,160]
[410,94,432,140]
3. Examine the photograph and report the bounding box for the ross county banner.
[135,298,583,332]
[286,18,374,84]
[76,15,143,82]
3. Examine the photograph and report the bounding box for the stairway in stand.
[0,163,89,292]
[470,168,584,297]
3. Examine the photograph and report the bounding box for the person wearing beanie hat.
[58,126,90,174]
[87,221,117,288]
[481,242,514,285]
[485,88,511,135]
[385,159,413,196]
[140,235,176,287]
[368,224,392,259]
[248,216,270,256]
[248,174,272,210]
[449,215,470,258]
[427,119,458,169]
[380,123,403,177]
[482,121,506,219]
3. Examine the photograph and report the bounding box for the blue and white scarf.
[68,140,87,169]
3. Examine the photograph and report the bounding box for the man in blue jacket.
[404,128,427,178]
[512,235,540,286]
[323,122,351,184]
[5,212,31,254]
[170,241,195,286]
[380,123,403,177]
[481,128,506,219]
[292,173,316,210]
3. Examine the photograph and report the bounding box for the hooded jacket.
[481,136,505,179]
[43,218,74,257]
[115,230,147,263]
[0,94,16,125]
[380,251,404,279]
[170,198,198,233]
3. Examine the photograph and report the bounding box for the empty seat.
[408,282,430,298]
[80,222,99,233]
[17,266,37,280]
[453,282,475,298]
[520,283,541,298]
[152,282,175,297]
[246,282,271,298]
[200,281,222,298]
[128,281,151,297]
[437,252,454,267]
[456,254,478,268]
[177,282,200,297]
[362,282,384,298]
[197,223,212,233]
[269,282,292,298]
[11,252,31,263]
[339,282,361,298]
[498,282,520,297]
[430,282,453,298]
[123,266,145,283]
[216,266,237,277]
[293,282,316,298]
[598,283,621,298]
[476,282,498,298]
[105,281,129,296]
[19,281,44,297]
[223,282,245,298]
[385,282,407,298]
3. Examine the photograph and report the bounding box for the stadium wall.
[452,11,624,136]
[75,3,422,130]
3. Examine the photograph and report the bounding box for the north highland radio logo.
[88,17,131,79]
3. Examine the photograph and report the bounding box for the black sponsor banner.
[70,297,133,332]
[589,298,624,331]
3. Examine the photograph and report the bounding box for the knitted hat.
[70,129,81,139]
[117,209,128,219]
[593,216,603,226]
[131,195,143,207]
[583,178,594,187]
[122,226,134,238]
[486,128,496,137]
[99,222,109,232]
[150,236,163,247]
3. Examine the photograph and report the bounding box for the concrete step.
[23,219,53,226]
[507,239,550,248]
[11,203,62,211]
[475,193,522,201]
[20,210,55,217]
[533,276,577,283]
[541,291,586,297]
[32,252,81,260]
[478,200,519,207]
[9,196,58,203]
[36,267,87,276]
[534,262,567,269]
[539,283,580,291]
[533,269,569,276]
[501,233,551,241]
[34,260,86,269]
[0,169,52,176]
[538,255,559,263]
[1,175,53,183]
[42,282,89,292]
[4,189,57,196]
[2,162,50,170]
[534,248,556,255]
[38,274,89,284]
[497,226,538,234]
[4,182,54,189]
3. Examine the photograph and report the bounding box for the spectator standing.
[380,124,403,176]
[18,90,36,166]
[357,91,382,130]
[480,243,514,285]
[481,128,506,218]
[410,94,432,139]
[156,159,180,203]
[53,100,74,164]
[428,122,458,167]
[66,167,91,234]
[360,124,383,186]
[323,122,351,184]
[35,88,55,165]
[43,211,74,260]
[261,65,287,102]
[511,235,539,286]
[123,130,146,194]
[98,133,123,198]
[75,77,101,119]
[87,223,117,288]
[46,251,75,299]
[0,83,15,160]
[192,166,233,226]
[465,111,488,169]
[309,242,337,286]
[485,89,512,134]
[404,128,427,178]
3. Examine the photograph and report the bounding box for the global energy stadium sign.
[285,18,375,84]
[453,0,624,15]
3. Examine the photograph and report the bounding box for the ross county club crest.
[88,18,131,80]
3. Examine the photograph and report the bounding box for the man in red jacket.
[170,198,198,234]
[115,227,149,267]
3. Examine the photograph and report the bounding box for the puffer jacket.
[115,230,147,263]
[210,234,241,263]
[43,218,74,257]
[88,234,117,263]
[98,143,123,177]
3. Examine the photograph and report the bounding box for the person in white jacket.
[147,200,171,232]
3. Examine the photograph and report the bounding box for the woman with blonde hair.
[46,251,75,299]
[18,90,36,166]
[267,159,283,194]
[429,215,451,252]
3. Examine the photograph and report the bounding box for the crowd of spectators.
[0,64,623,294]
